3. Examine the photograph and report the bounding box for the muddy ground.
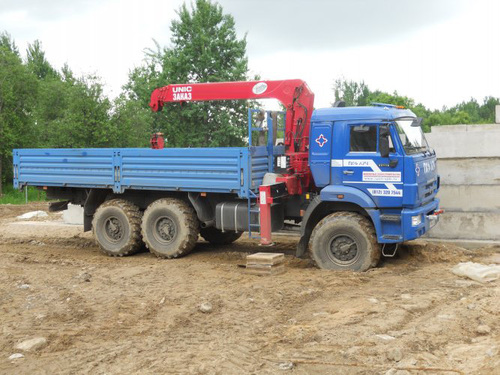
[0,203,499,374]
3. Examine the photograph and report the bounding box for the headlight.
[411,215,422,226]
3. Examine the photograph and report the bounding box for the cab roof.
[311,105,416,123]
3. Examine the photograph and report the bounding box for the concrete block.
[246,264,285,276]
[437,185,500,212]
[246,252,284,265]
[426,126,500,158]
[430,124,499,133]
[422,124,500,242]
[437,158,500,185]
[427,212,500,241]
[63,204,84,225]
[246,252,285,276]
[430,124,468,133]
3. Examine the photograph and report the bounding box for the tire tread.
[309,211,380,271]
[141,198,199,259]
[92,199,143,257]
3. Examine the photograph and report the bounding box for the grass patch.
[0,185,47,205]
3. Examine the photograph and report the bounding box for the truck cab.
[300,103,440,269]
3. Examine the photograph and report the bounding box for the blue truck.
[13,79,441,271]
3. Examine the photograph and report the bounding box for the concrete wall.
[426,124,500,241]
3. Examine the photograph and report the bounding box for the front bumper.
[401,198,441,241]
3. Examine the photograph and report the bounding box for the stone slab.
[246,252,284,266]
[426,125,500,158]
[246,264,285,276]
[427,211,500,241]
[437,185,500,212]
[437,158,500,185]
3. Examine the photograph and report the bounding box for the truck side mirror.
[379,136,390,158]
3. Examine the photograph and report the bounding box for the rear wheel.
[200,227,243,245]
[92,199,143,256]
[141,198,199,258]
[309,212,380,271]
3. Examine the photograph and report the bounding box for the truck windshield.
[394,119,430,155]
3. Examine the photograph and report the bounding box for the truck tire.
[200,227,243,245]
[309,212,380,271]
[92,199,143,257]
[141,198,199,258]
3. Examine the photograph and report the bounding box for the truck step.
[380,214,401,223]
[382,235,403,241]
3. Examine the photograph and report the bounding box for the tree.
[26,41,115,149]
[333,78,415,108]
[110,95,152,148]
[123,0,250,147]
[332,78,370,106]
[58,74,114,148]
[0,33,38,195]
[26,40,59,80]
[332,78,499,132]
[1,32,118,196]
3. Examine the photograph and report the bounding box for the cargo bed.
[13,146,281,199]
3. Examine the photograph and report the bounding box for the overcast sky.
[1,0,499,110]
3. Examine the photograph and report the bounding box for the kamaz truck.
[13,79,442,271]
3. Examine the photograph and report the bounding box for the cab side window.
[350,125,377,152]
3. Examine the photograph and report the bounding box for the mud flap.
[83,190,108,232]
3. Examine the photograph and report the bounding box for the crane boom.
[149,80,315,154]
[149,79,315,194]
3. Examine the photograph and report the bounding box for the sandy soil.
[0,203,499,374]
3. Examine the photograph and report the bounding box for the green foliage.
[333,78,415,108]
[60,74,114,148]
[110,95,152,148]
[0,185,46,205]
[26,40,59,80]
[30,66,114,148]
[0,32,38,195]
[123,0,250,148]
[0,31,121,196]
[333,78,499,132]
[332,79,371,107]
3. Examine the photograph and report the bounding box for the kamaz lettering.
[422,160,436,173]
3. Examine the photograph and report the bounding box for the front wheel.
[309,212,380,271]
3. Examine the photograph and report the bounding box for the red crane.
[149,79,315,194]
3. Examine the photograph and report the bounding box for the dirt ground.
[0,203,499,374]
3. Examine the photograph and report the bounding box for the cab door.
[309,121,333,187]
[341,122,404,207]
